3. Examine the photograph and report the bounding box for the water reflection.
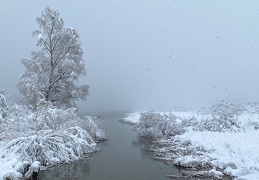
[39,113,181,180]
[39,159,91,179]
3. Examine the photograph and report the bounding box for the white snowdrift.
[174,129,259,179]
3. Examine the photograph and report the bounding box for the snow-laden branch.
[0,97,106,179]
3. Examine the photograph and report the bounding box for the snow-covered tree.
[0,92,8,119]
[18,7,89,109]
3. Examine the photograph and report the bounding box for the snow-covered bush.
[210,100,245,118]
[208,100,244,131]
[126,101,259,179]
[136,112,184,138]
[1,128,96,166]
[0,98,106,171]
[195,116,241,132]
[80,116,106,142]
[192,100,259,132]
[2,99,105,140]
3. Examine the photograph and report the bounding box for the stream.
[39,112,181,179]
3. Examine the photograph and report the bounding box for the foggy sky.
[1,0,259,112]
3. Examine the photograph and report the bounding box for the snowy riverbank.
[121,101,259,179]
[0,102,106,180]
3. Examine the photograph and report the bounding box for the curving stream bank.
[39,113,182,179]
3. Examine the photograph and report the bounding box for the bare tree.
[18,7,89,109]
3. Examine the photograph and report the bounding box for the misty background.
[1,0,259,112]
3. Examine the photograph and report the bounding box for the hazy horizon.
[1,0,259,112]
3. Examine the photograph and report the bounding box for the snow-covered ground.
[174,128,259,179]
[122,105,259,179]
[120,112,142,124]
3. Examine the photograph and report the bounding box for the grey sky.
[1,0,259,112]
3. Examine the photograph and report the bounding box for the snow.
[0,93,7,119]
[174,129,259,179]
[120,112,142,124]
[122,111,205,124]
[122,109,259,179]
[24,161,40,179]
[0,99,106,180]
[0,147,23,179]
[37,33,42,40]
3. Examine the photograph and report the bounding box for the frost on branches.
[0,97,106,179]
[0,93,7,120]
[17,7,89,109]
[0,7,104,180]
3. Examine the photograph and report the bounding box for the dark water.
[39,113,180,180]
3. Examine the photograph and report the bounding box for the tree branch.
[44,41,51,53]
[48,67,71,93]
[53,38,71,69]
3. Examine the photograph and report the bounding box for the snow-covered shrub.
[79,116,106,142]
[0,99,105,168]
[210,100,245,119]
[245,101,259,114]
[203,100,245,132]
[136,112,184,138]
[2,99,105,140]
[195,116,240,132]
[0,128,96,166]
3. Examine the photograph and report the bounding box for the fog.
[1,0,259,112]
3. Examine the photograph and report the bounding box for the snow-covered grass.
[122,101,259,179]
[0,99,106,180]
[174,129,259,179]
